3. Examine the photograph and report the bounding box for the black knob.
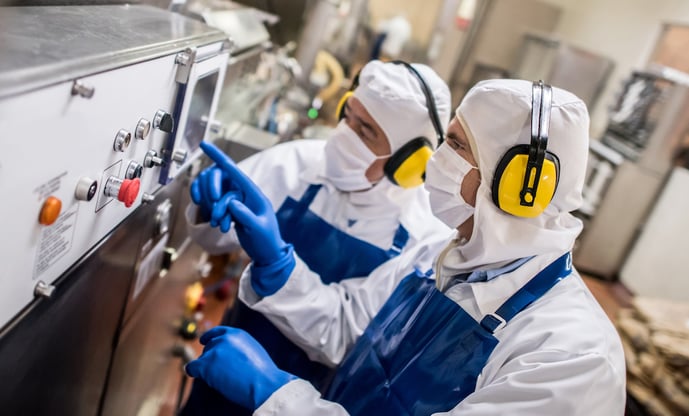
[154,110,175,133]
[159,113,174,133]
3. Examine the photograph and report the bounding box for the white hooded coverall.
[237,80,627,415]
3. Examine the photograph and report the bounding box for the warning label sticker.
[33,204,78,279]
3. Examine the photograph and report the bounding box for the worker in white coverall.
[181,60,452,414]
[185,79,626,415]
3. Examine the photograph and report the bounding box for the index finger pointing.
[200,141,259,199]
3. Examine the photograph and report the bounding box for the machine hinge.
[174,47,197,84]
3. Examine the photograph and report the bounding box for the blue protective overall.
[182,184,409,415]
[324,253,571,415]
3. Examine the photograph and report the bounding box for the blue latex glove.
[190,165,220,224]
[199,141,295,296]
[190,165,242,229]
[185,326,297,411]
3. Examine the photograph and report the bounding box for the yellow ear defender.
[336,90,355,122]
[383,137,435,188]
[336,60,445,189]
[491,80,560,218]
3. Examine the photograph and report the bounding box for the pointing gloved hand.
[190,165,227,224]
[195,141,296,296]
[185,326,297,411]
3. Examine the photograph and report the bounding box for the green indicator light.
[307,108,319,119]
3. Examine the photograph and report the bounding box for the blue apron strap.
[298,184,322,208]
[480,253,572,333]
[386,224,409,256]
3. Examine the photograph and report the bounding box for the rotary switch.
[104,177,140,208]
[153,110,174,133]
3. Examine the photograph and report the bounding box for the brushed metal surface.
[0,5,227,97]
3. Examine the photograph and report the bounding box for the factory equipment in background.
[512,32,615,112]
[433,0,562,106]
[574,67,689,281]
[180,0,346,143]
[0,4,269,414]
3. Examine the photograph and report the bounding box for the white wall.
[540,0,689,137]
[369,0,445,46]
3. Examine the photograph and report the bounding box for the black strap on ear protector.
[389,60,445,147]
[342,60,445,147]
[520,80,552,206]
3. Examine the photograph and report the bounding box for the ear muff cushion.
[492,145,560,218]
[336,91,354,120]
[384,137,433,188]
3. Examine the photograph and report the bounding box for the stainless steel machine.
[0,4,269,414]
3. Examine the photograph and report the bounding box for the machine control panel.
[0,39,229,329]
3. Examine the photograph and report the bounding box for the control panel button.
[125,161,143,179]
[135,118,151,140]
[74,177,98,201]
[113,129,131,152]
[144,150,163,168]
[39,196,62,225]
[171,148,188,165]
[104,177,140,208]
[118,178,140,207]
[153,110,174,133]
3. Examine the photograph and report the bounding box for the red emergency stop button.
[118,178,140,208]
[104,176,141,208]
[39,196,62,225]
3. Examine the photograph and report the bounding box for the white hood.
[353,60,451,152]
[438,79,589,279]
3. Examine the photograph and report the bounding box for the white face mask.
[324,122,390,191]
[424,142,479,229]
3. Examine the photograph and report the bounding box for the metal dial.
[135,118,151,140]
[113,129,131,152]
